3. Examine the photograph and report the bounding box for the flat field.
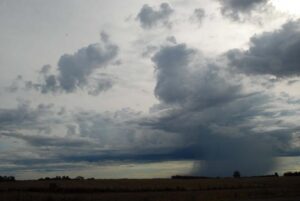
[1,177,300,201]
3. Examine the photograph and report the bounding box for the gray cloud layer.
[136,3,174,29]
[227,20,300,77]
[0,103,185,173]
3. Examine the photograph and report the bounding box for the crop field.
[0,176,300,201]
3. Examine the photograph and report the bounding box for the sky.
[1,0,300,179]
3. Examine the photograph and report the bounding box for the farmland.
[1,176,300,201]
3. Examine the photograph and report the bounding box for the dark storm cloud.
[218,0,269,21]
[144,42,300,176]
[227,20,300,77]
[136,3,174,29]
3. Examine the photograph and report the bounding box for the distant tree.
[274,172,279,177]
[62,176,70,180]
[87,177,95,180]
[75,176,84,180]
[55,176,62,180]
[233,171,241,178]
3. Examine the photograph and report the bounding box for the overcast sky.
[1,0,300,179]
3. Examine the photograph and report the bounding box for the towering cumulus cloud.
[56,33,118,93]
[136,3,174,29]
[148,42,277,176]
[227,20,300,77]
[26,32,118,95]
[218,0,269,21]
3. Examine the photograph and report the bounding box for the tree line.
[0,176,15,182]
[283,171,300,177]
[172,171,300,179]
[38,176,95,181]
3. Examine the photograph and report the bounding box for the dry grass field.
[1,177,300,201]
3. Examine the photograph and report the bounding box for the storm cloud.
[152,43,241,108]
[136,3,174,29]
[145,42,299,176]
[227,20,300,77]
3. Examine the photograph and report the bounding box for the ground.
[0,176,300,201]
